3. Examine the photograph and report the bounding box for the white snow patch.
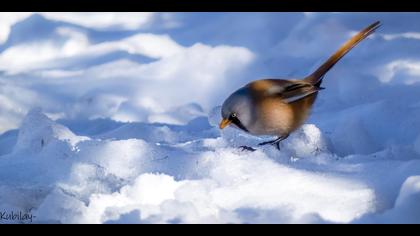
[1,13,420,224]
[14,108,89,154]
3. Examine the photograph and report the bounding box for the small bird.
[219,21,381,150]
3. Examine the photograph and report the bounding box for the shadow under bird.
[219,21,381,150]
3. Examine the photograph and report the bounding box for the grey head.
[219,86,253,132]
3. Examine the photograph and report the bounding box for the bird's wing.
[263,79,323,104]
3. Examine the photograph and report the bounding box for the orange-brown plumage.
[220,21,381,149]
[245,79,318,136]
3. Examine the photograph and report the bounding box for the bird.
[219,21,381,150]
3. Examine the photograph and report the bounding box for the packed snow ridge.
[0,107,419,224]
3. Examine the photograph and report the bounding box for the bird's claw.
[239,146,256,152]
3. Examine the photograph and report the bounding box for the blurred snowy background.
[1,12,420,223]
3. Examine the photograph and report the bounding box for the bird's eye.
[230,113,237,118]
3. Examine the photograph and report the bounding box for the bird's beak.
[219,118,231,129]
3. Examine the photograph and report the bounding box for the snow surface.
[1,12,420,224]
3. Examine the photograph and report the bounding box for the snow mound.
[1,107,420,224]
[353,175,420,224]
[34,144,375,224]
[14,108,89,154]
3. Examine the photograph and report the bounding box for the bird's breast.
[247,94,317,136]
[246,98,294,136]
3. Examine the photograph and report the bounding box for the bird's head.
[219,87,252,132]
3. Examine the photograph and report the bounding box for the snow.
[1,12,420,224]
[14,108,89,154]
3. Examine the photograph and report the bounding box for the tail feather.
[305,21,381,86]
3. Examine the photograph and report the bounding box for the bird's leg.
[258,134,289,150]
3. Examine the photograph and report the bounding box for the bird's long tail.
[305,21,381,86]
